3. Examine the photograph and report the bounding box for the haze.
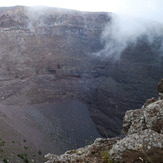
[1,0,163,59]
[0,0,161,22]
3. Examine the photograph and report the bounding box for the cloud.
[97,0,163,59]
[112,0,163,23]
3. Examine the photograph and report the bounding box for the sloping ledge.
[45,138,119,163]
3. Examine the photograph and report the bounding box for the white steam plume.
[98,0,163,59]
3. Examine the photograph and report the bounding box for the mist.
[98,0,163,59]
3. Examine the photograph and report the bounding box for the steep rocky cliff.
[45,79,163,163]
[0,6,110,162]
[0,6,163,162]
[110,79,163,162]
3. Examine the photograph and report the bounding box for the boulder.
[110,129,163,163]
[110,82,163,162]
[45,137,119,163]
[122,99,163,135]
[158,79,163,93]
[158,79,163,99]
[45,79,163,163]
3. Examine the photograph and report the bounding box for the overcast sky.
[0,0,114,11]
[0,0,162,23]
[0,0,160,12]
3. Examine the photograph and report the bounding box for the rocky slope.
[45,79,163,162]
[110,79,163,162]
[0,5,162,139]
[0,6,162,162]
[45,137,119,163]
[0,6,110,162]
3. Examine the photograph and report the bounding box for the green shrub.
[24,146,29,150]
[3,158,8,163]
[102,151,113,163]
[24,157,29,163]
[17,154,24,159]
[17,153,29,163]
[38,150,42,155]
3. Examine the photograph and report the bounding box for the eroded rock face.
[158,79,163,93]
[0,6,110,151]
[45,80,163,163]
[122,99,163,135]
[110,129,163,163]
[0,6,163,144]
[45,137,119,163]
[110,84,163,162]
[158,79,163,99]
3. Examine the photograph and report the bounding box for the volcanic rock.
[110,129,163,163]
[45,137,119,163]
[158,79,163,99]
[45,80,163,163]
[158,79,163,93]
[110,81,163,162]
[0,6,162,155]
[122,99,163,135]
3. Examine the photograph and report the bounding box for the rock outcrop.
[158,79,163,99]
[0,5,162,162]
[122,98,163,135]
[45,137,119,163]
[110,79,163,162]
[110,129,163,163]
[45,79,163,163]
